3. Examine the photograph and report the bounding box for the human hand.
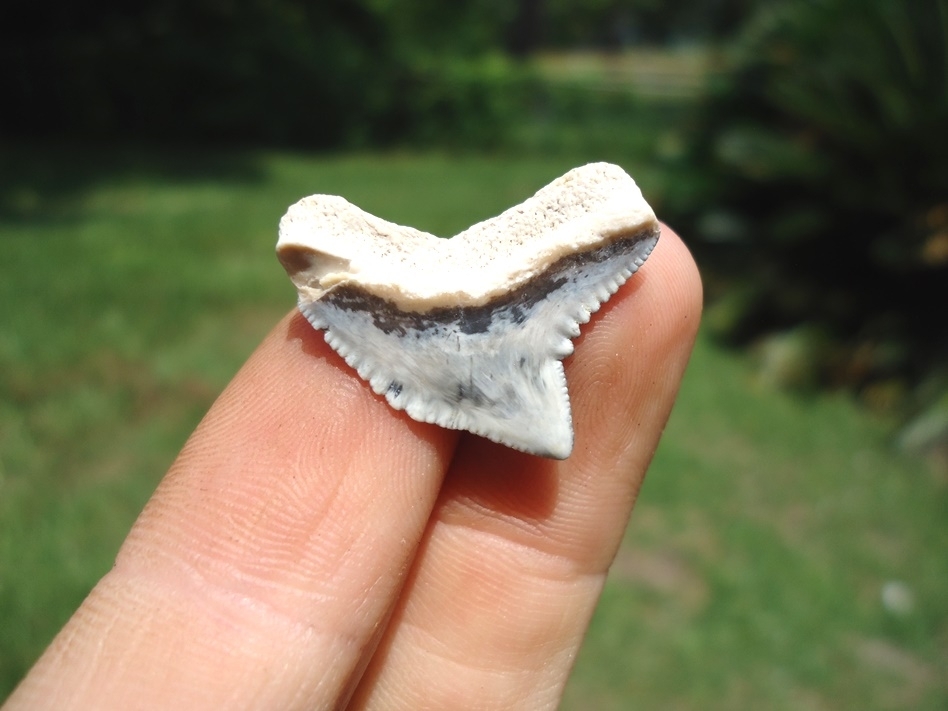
[5,225,701,710]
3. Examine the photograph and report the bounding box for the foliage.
[671,0,948,428]
[542,0,762,46]
[0,0,530,147]
[1,0,392,145]
[0,0,788,148]
[379,54,539,149]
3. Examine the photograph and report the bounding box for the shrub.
[384,54,539,149]
[0,0,531,149]
[671,0,948,431]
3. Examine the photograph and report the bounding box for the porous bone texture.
[276,163,659,458]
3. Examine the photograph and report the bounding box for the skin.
[5,225,701,710]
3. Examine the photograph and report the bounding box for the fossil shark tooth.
[276,162,659,459]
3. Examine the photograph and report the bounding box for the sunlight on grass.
[533,47,723,100]
[563,337,947,710]
[1,149,945,708]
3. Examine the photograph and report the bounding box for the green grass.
[565,337,948,710]
[1,147,945,708]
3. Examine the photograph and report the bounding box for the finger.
[6,312,459,711]
[349,225,702,709]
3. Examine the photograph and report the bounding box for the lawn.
[1,147,945,708]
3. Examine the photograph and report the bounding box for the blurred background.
[1,0,946,707]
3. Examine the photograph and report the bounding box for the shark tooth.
[276,162,659,459]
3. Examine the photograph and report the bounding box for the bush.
[0,1,392,146]
[383,54,539,149]
[0,0,532,149]
[671,0,948,428]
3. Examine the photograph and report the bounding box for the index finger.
[6,311,459,709]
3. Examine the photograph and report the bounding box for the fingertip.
[653,222,704,340]
[569,222,701,424]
